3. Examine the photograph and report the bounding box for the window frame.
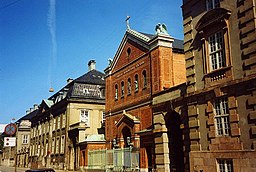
[134,74,139,92]
[22,134,29,144]
[208,31,226,71]
[206,0,220,11]
[80,109,90,126]
[142,70,147,88]
[217,159,233,172]
[115,84,118,100]
[127,78,132,95]
[121,81,125,98]
[213,97,230,136]
[102,111,106,124]
[60,135,65,154]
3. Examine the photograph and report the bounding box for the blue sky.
[0,0,183,124]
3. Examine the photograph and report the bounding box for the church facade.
[104,25,185,171]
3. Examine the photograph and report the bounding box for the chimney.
[34,104,38,110]
[67,78,73,84]
[88,60,96,71]
[26,110,30,114]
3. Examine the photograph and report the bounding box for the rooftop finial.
[126,16,131,30]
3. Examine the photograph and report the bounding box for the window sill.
[204,66,231,77]
[204,66,232,86]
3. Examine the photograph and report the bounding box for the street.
[0,165,80,172]
[0,165,29,172]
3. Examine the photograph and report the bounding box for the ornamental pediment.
[115,110,140,128]
[196,8,231,31]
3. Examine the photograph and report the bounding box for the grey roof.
[17,109,38,122]
[138,32,184,50]
[75,69,105,85]
[172,39,184,51]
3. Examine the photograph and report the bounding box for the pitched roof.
[130,29,184,50]
[74,69,105,85]
[140,32,183,50]
[17,109,38,122]
[172,39,184,51]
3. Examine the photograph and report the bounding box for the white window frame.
[115,84,118,100]
[22,134,29,144]
[60,135,65,154]
[102,111,106,124]
[57,116,60,129]
[213,97,230,136]
[53,118,56,131]
[56,137,60,154]
[121,81,125,97]
[208,31,226,71]
[62,114,66,128]
[135,74,139,92]
[217,159,233,172]
[80,109,90,126]
[51,138,55,154]
[206,0,220,10]
[127,78,131,95]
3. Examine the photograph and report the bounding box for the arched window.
[134,74,139,92]
[127,78,131,95]
[142,70,147,88]
[115,84,118,100]
[127,48,131,57]
[121,81,124,97]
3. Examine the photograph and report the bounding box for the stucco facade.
[29,61,105,171]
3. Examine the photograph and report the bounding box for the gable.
[110,30,150,74]
[112,39,148,74]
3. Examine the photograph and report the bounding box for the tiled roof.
[74,69,105,85]
[134,31,184,50]
[17,109,38,122]
[172,39,184,50]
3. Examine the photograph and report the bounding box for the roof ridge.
[127,29,151,42]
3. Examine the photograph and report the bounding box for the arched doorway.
[165,111,184,172]
[122,126,131,148]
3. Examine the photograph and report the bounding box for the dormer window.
[206,0,220,10]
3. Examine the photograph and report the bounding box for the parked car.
[25,168,55,172]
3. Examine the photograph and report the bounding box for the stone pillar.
[153,112,170,172]
[154,129,170,172]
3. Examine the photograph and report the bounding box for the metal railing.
[88,147,139,171]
